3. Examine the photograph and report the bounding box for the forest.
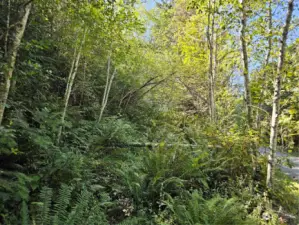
[0,0,299,224]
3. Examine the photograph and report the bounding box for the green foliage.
[0,171,40,205]
[117,215,154,225]
[36,186,53,224]
[25,185,108,225]
[0,127,18,155]
[1,0,299,224]
[95,117,146,145]
[52,184,73,223]
[165,190,257,225]
[21,201,29,225]
[114,147,207,211]
[271,170,299,215]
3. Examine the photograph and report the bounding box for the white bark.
[56,29,87,144]
[97,56,116,124]
[266,0,294,188]
[240,0,252,127]
[264,0,272,70]
[0,2,32,125]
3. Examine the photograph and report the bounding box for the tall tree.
[0,1,32,125]
[57,29,87,144]
[4,0,11,58]
[97,55,116,124]
[266,0,294,188]
[256,0,273,130]
[207,0,217,122]
[240,0,252,127]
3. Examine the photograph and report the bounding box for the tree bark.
[264,0,272,72]
[56,29,87,144]
[207,0,216,122]
[256,0,272,131]
[4,0,11,58]
[97,55,116,124]
[240,0,252,128]
[266,0,294,188]
[0,2,32,125]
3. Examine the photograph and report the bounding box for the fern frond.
[117,216,152,225]
[85,203,108,225]
[36,186,53,225]
[65,188,91,225]
[21,201,29,225]
[52,184,73,224]
[166,191,257,225]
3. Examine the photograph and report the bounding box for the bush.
[165,190,258,225]
[21,185,108,225]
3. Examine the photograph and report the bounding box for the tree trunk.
[240,0,252,128]
[56,29,87,144]
[256,0,272,131]
[264,0,272,72]
[97,55,116,124]
[266,0,294,188]
[4,0,11,58]
[207,0,216,122]
[0,1,32,125]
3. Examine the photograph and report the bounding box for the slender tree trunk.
[264,0,272,73]
[211,0,217,121]
[4,0,11,58]
[240,1,257,189]
[266,0,294,188]
[240,0,252,127]
[98,56,111,124]
[257,0,272,130]
[79,60,87,106]
[56,29,87,144]
[0,2,32,125]
[97,56,116,124]
[207,0,216,122]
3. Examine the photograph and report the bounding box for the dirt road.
[280,157,299,181]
